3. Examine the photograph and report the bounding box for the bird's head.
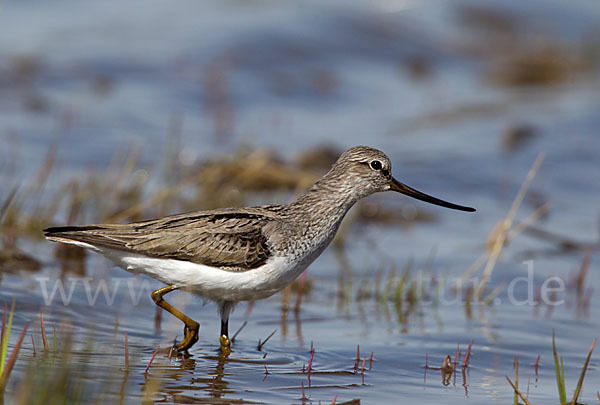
[332,146,475,212]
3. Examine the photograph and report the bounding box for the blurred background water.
[1,0,599,403]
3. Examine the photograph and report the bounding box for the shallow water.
[1,0,600,403]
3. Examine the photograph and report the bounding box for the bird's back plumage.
[43,207,284,271]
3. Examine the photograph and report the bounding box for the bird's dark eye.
[370,160,383,171]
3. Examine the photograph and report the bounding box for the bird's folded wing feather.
[43,208,279,271]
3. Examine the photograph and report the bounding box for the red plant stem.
[454,344,460,371]
[353,344,360,374]
[369,352,374,370]
[124,332,129,370]
[307,347,315,375]
[576,248,592,292]
[361,357,366,384]
[534,355,540,375]
[301,381,306,401]
[144,345,160,374]
[462,339,473,369]
[257,329,277,351]
[0,323,29,388]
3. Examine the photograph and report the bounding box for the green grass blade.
[571,338,596,404]
[505,376,532,405]
[552,331,566,403]
[560,357,565,401]
[0,322,29,391]
[0,299,16,376]
[0,304,6,376]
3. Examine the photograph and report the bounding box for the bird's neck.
[289,171,358,224]
[274,172,360,262]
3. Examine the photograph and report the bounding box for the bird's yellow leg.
[151,285,199,352]
[220,318,231,356]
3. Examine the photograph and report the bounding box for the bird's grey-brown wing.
[43,208,279,271]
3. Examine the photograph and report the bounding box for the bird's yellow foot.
[219,335,231,356]
[174,322,199,352]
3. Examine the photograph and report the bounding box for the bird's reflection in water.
[137,340,299,403]
[138,351,235,403]
[208,355,230,401]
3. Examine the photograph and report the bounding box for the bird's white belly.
[107,249,304,302]
[56,237,327,302]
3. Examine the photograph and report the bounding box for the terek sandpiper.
[44,146,475,354]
